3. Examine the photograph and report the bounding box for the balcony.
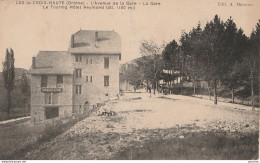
[56,83,63,88]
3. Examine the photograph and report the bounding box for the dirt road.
[22,93,259,159]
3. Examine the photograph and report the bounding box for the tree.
[120,63,143,90]
[135,54,164,95]
[199,15,227,104]
[220,18,247,103]
[138,40,164,95]
[162,40,179,71]
[162,40,184,90]
[242,20,260,111]
[2,48,15,119]
[180,22,206,96]
[20,73,30,115]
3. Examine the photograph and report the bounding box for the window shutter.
[44,93,48,104]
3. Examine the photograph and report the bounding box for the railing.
[56,83,63,88]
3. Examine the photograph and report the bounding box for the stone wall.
[30,75,73,124]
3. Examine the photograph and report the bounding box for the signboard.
[41,88,62,93]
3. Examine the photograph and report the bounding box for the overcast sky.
[0,0,259,69]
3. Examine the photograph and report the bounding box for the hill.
[0,68,30,120]
[0,68,28,80]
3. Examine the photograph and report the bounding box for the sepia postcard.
[0,0,259,162]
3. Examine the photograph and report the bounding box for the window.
[57,75,63,87]
[57,75,63,83]
[75,69,82,78]
[41,75,48,87]
[86,76,92,82]
[75,55,82,62]
[45,107,59,119]
[86,58,93,64]
[75,85,82,94]
[45,93,58,104]
[104,76,109,86]
[104,58,109,68]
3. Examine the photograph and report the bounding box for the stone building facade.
[29,30,121,124]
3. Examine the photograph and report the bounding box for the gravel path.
[24,93,259,159]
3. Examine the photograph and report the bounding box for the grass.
[2,111,94,160]
[112,131,259,160]
[0,109,30,121]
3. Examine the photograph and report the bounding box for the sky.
[0,0,259,70]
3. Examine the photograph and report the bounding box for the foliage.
[2,48,15,119]
[120,63,143,88]
[122,16,259,107]
[3,49,15,92]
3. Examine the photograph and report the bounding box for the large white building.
[29,30,121,124]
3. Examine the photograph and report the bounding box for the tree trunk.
[156,82,159,94]
[250,72,255,111]
[207,82,211,100]
[146,79,149,92]
[153,82,156,95]
[126,80,128,91]
[214,79,217,105]
[231,87,234,103]
[180,77,183,95]
[7,90,11,119]
[193,80,196,96]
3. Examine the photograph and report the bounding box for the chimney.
[71,35,74,48]
[95,31,98,41]
[32,57,36,69]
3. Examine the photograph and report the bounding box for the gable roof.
[68,30,121,58]
[29,51,73,75]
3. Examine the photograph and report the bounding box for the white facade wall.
[72,54,120,111]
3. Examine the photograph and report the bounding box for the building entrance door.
[84,101,89,112]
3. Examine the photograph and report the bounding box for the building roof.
[68,30,121,58]
[29,51,73,75]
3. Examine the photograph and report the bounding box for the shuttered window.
[45,93,58,104]
[76,85,82,94]
[104,58,109,68]
[75,55,82,62]
[104,76,109,86]
[41,75,47,87]
[75,69,82,78]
